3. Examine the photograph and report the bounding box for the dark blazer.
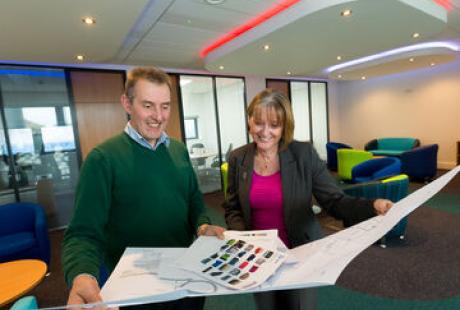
[223,141,375,248]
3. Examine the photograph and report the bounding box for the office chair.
[190,143,206,170]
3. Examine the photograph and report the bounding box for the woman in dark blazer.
[223,89,392,310]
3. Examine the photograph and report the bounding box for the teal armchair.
[365,137,420,156]
[343,174,409,247]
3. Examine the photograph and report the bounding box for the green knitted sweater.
[62,133,209,286]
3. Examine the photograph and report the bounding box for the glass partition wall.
[179,75,247,194]
[310,82,328,159]
[0,66,80,228]
[216,78,247,162]
[290,82,311,142]
[269,80,329,160]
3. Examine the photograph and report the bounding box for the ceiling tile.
[162,0,253,32]
[189,0,279,15]
[138,21,220,48]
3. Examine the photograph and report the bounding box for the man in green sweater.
[63,66,225,309]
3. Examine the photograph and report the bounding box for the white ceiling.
[1,0,460,80]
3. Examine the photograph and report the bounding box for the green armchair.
[337,149,373,181]
[221,162,228,199]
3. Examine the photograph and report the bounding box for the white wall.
[329,61,460,169]
[183,91,219,153]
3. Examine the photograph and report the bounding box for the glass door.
[0,117,14,204]
[180,75,221,193]
[310,82,328,160]
[290,81,311,142]
[216,77,247,162]
[0,66,80,228]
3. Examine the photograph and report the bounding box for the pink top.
[249,170,290,247]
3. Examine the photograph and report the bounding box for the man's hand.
[67,274,102,309]
[197,224,226,239]
[373,199,393,215]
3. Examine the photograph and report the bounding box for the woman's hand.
[197,224,226,239]
[373,199,393,215]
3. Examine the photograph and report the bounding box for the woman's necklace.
[256,149,279,174]
[260,154,273,170]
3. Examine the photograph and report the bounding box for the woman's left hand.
[197,224,226,239]
[373,199,393,215]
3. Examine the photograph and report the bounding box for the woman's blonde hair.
[247,88,294,151]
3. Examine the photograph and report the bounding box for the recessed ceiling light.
[341,9,352,17]
[286,71,291,75]
[337,74,342,79]
[430,62,436,66]
[219,65,224,70]
[337,56,342,61]
[205,0,226,4]
[76,55,85,61]
[263,44,270,51]
[82,17,96,25]
[412,32,420,38]
[409,57,414,62]
[361,76,366,80]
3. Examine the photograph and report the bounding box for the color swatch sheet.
[173,231,287,290]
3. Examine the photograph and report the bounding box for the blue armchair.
[326,142,352,171]
[401,144,438,181]
[351,157,401,183]
[0,202,50,266]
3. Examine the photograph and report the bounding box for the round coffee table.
[0,259,47,307]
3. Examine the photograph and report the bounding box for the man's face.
[122,79,171,146]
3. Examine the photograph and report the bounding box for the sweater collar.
[124,122,170,151]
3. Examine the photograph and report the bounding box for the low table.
[0,259,47,307]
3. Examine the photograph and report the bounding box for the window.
[9,128,35,154]
[41,126,76,152]
[22,107,57,127]
[184,117,199,139]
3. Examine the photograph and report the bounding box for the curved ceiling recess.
[325,41,459,80]
[202,0,448,78]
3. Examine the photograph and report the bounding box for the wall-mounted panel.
[70,71,126,160]
[165,74,183,141]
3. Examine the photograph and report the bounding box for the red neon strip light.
[434,0,452,11]
[200,0,300,58]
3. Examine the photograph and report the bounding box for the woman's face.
[249,106,283,152]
